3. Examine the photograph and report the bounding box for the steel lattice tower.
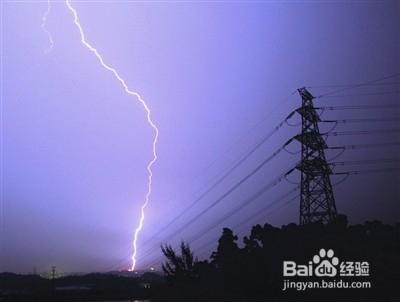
[295,87,337,224]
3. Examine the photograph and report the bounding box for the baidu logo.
[283,248,369,278]
[283,248,339,277]
[282,248,371,291]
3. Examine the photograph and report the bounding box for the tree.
[211,227,240,269]
[161,242,197,283]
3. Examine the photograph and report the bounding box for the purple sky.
[2,1,399,273]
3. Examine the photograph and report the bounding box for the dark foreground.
[0,272,161,302]
[1,216,399,302]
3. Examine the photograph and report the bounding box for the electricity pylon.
[295,87,337,224]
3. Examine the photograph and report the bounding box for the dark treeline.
[155,215,400,302]
[1,215,399,301]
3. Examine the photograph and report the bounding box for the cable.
[127,96,298,261]
[134,162,398,269]
[327,147,346,161]
[231,193,299,241]
[158,147,295,242]
[326,129,400,136]
[162,162,400,265]
[144,190,301,269]
[328,141,400,150]
[333,167,400,176]
[193,91,298,182]
[194,192,299,258]
[285,119,301,127]
[318,104,400,111]
[316,91,399,98]
[135,111,296,264]
[330,158,400,167]
[142,160,397,270]
[140,135,295,252]
[101,257,130,272]
[284,173,299,185]
[138,161,296,263]
[139,121,400,268]
[201,111,297,189]
[314,73,400,98]
[325,121,339,134]
[307,82,400,89]
[332,174,350,186]
[322,117,400,124]
[283,144,301,155]
[188,185,299,245]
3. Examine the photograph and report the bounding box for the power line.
[156,147,295,242]
[322,117,400,124]
[140,162,400,269]
[328,141,400,150]
[326,142,400,163]
[189,191,299,259]
[314,73,400,98]
[138,160,296,263]
[326,129,400,136]
[142,92,300,245]
[231,192,299,236]
[307,82,400,89]
[330,158,400,167]
[139,114,296,250]
[315,91,399,98]
[332,174,350,187]
[142,191,300,269]
[197,91,297,175]
[102,257,130,272]
[233,157,397,234]
[333,167,400,176]
[318,104,400,111]
[188,186,299,246]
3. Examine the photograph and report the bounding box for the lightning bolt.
[42,0,159,271]
[41,0,54,53]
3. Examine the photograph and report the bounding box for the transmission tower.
[295,87,337,224]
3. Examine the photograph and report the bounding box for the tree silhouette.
[157,216,400,301]
[161,242,197,282]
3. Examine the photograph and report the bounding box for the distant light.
[150,267,155,271]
